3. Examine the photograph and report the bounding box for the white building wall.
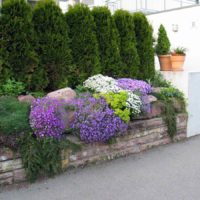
[147,6,200,137]
[147,5,200,72]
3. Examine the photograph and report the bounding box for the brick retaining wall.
[0,114,187,186]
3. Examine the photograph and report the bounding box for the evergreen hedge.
[32,0,72,91]
[155,24,171,55]
[113,10,140,78]
[133,12,155,80]
[92,7,121,77]
[65,4,100,87]
[0,0,38,89]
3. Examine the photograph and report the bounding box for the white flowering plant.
[126,91,142,116]
[83,74,120,93]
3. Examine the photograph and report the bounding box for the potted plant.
[171,47,186,71]
[155,24,171,71]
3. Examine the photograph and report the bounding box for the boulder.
[142,95,157,105]
[149,101,165,118]
[152,87,163,94]
[147,95,157,103]
[135,101,165,120]
[18,95,35,104]
[47,88,76,102]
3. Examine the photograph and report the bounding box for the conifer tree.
[155,24,171,55]
[32,0,72,90]
[65,4,100,87]
[92,7,121,77]
[113,10,140,78]
[133,12,155,80]
[0,0,38,89]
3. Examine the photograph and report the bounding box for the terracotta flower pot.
[171,54,185,71]
[158,55,172,71]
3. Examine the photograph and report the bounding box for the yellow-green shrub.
[94,91,131,123]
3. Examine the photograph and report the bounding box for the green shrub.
[0,79,26,96]
[113,10,139,78]
[0,96,31,135]
[32,0,72,90]
[0,0,38,89]
[92,7,121,77]
[155,24,171,55]
[172,47,186,55]
[29,91,46,98]
[94,91,131,123]
[156,87,185,101]
[65,4,100,88]
[133,12,155,80]
[150,71,171,88]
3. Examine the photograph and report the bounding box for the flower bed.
[0,73,187,185]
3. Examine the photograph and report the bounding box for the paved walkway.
[1,135,200,200]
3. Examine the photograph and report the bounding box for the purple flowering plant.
[30,97,66,138]
[70,93,128,143]
[117,78,152,95]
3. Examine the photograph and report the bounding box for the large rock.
[152,87,163,94]
[18,95,35,104]
[135,101,165,120]
[47,88,76,102]
[149,101,165,118]
[147,95,157,103]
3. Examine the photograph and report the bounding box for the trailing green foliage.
[94,91,130,123]
[19,133,81,182]
[20,134,61,181]
[163,101,177,139]
[113,10,139,78]
[150,71,171,88]
[0,79,26,96]
[32,0,72,91]
[65,4,100,87]
[155,86,186,139]
[133,12,155,80]
[92,7,121,77]
[155,24,171,55]
[0,0,38,89]
[0,96,31,135]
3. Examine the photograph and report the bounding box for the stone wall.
[0,114,187,186]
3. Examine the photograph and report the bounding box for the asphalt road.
[1,135,200,200]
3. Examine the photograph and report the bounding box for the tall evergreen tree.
[32,0,72,90]
[113,10,140,78]
[0,0,38,89]
[133,12,155,80]
[92,6,121,77]
[65,4,100,87]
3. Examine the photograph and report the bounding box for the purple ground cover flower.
[30,97,66,138]
[117,78,152,95]
[70,94,128,143]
